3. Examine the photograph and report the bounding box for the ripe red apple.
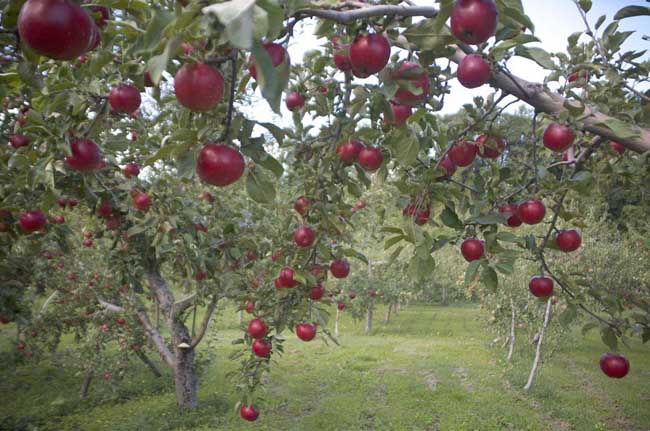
[439,156,457,178]
[174,63,224,112]
[457,54,491,88]
[271,249,282,262]
[349,292,356,300]
[349,33,391,76]
[134,192,151,212]
[196,143,245,186]
[66,138,101,171]
[294,225,315,248]
[109,84,141,114]
[568,71,589,83]
[556,229,581,252]
[53,215,65,224]
[89,5,109,27]
[499,204,522,227]
[285,91,305,111]
[57,198,68,208]
[476,135,505,158]
[461,238,484,261]
[116,317,126,326]
[244,300,255,313]
[330,259,350,279]
[392,62,430,105]
[196,271,207,281]
[450,0,498,45]
[18,0,95,60]
[543,123,574,152]
[9,134,29,149]
[144,69,154,87]
[310,284,325,300]
[296,323,317,341]
[402,204,430,226]
[293,196,310,216]
[104,372,111,380]
[609,142,626,155]
[337,301,345,311]
[279,267,297,288]
[369,289,377,297]
[334,44,352,71]
[252,339,272,357]
[105,215,120,230]
[353,201,366,211]
[240,405,259,422]
[528,276,553,298]
[123,162,140,178]
[448,141,478,167]
[69,198,78,207]
[358,147,383,171]
[384,102,412,127]
[336,139,365,163]
[517,200,546,225]
[19,210,47,232]
[96,200,112,218]
[600,353,629,378]
[247,318,267,339]
[249,43,288,80]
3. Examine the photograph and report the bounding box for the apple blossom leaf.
[581,322,598,336]
[129,9,174,55]
[256,122,285,145]
[384,235,404,250]
[578,0,592,13]
[386,128,420,166]
[466,213,509,225]
[514,46,555,69]
[600,327,618,351]
[203,0,256,49]
[614,6,650,20]
[594,118,641,139]
[388,246,404,266]
[440,207,464,230]
[500,5,535,33]
[559,305,578,327]
[595,15,607,30]
[147,35,181,85]
[491,34,540,55]
[250,40,290,113]
[464,260,481,286]
[342,248,368,265]
[246,169,276,204]
[481,265,498,291]
[381,226,404,235]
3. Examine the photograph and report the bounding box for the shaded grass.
[0,304,648,430]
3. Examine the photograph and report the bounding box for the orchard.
[0,0,649,428]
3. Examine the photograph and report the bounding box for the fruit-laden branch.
[292,5,650,153]
[190,295,218,348]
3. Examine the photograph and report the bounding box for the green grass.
[1,303,649,431]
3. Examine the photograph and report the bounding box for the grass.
[1,303,649,431]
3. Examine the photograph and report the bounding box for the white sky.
[241,0,649,126]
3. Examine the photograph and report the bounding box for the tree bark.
[79,369,93,400]
[524,298,553,391]
[394,301,400,315]
[507,296,516,363]
[171,319,197,410]
[335,308,340,338]
[238,309,243,325]
[365,307,373,334]
[384,302,392,324]
[441,285,448,306]
[135,349,162,377]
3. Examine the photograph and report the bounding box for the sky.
[240,0,650,127]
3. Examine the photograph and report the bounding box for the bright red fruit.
[392,62,430,105]
[334,44,352,71]
[296,323,317,341]
[353,201,366,211]
[19,210,47,233]
[247,318,267,339]
[448,141,478,167]
[336,139,364,163]
[271,249,282,262]
[450,0,499,45]
[528,276,553,298]
[337,302,345,311]
[385,102,412,127]
[403,204,430,226]
[123,162,140,178]
[144,69,154,87]
[134,192,151,212]
[543,123,574,152]
[600,353,630,378]
[249,43,288,80]
[53,215,65,224]
[294,225,315,248]
[105,215,120,230]
[369,289,377,297]
[461,238,484,261]
[517,200,546,225]
[358,147,383,171]
[476,135,505,158]
[610,142,626,155]
[330,259,350,279]
[18,0,95,60]
[294,196,310,216]
[279,267,297,288]
[349,33,391,76]
[90,5,109,27]
[66,139,101,171]
[109,84,141,114]
[556,229,581,252]
[84,231,92,239]
[9,134,29,149]
[499,204,522,227]
[439,156,457,178]
[174,63,224,112]
[457,54,491,88]
[310,284,325,300]
[196,143,245,186]
[252,339,272,357]
[286,91,305,111]
[96,200,112,218]
[240,405,260,421]
[244,301,255,313]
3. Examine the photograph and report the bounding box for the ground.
[1,304,648,431]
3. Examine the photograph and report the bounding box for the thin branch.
[84,98,108,138]
[293,4,439,24]
[220,49,239,143]
[445,177,479,193]
[136,306,175,367]
[97,298,124,313]
[190,295,218,349]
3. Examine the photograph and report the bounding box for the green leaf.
[246,169,276,204]
[464,260,480,286]
[440,207,464,230]
[491,34,540,55]
[614,6,650,20]
[130,9,174,55]
[250,40,290,113]
[578,0,592,13]
[559,305,578,327]
[466,212,508,225]
[147,35,181,85]
[600,327,618,351]
[256,122,285,145]
[403,18,455,52]
[594,118,641,140]
[515,46,555,69]
[203,0,256,49]
[385,128,420,166]
[581,322,598,336]
[595,14,607,30]
[342,248,368,264]
[384,235,404,250]
[481,266,498,291]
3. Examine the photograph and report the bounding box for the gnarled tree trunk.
[365,307,373,334]
[384,302,392,324]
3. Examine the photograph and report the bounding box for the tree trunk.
[171,319,197,410]
[238,309,243,325]
[79,369,93,400]
[394,301,400,315]
[335,308,340,338]
[524,298,553,391]
[384,302,392,324]
[135,349,162,377]
[507,296,516,363]
[365,307,373,334]
[441,285,448,306]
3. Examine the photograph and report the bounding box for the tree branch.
[190,295,218,349]
[136,306,175,368]
[293,4,438,24]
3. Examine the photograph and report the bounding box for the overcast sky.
[241,0,649,126]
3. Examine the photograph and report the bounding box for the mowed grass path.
[1,304,649,430]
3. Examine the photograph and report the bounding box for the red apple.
[499,204,522,227]
[89,5,109,28]
[609,142,626,155]
[294,225,315,248]
[96,200,112,218]
[336,139,365,163]
[144,69,154,87]
[450,0,499,45]
[543,123,574,152]
[384,102,412,127]
[247,318,267,339]
[330,259,350,279]
[9,134,29,149]
[196,143,245,186]
[109,84,141,114]
[460,238,484,261]
[439,156,457,178]
[53,215,65,224]
[448,141,478,167]
[123,162,140,178]
[392,61,430,105]
[310,284,325,300]
[296,323,317,341]
[334,44,352,71]
[556,229,581,252]
[240,405,259,421]
[349,33,391,76]
[476,135,505,158]
[105,215,120,230]
[249,43,288,80]
[174,63,224,112]
[369,289,377,297]
[252,339,272,357]
[279,267,297,288]
[337,301,345,310]
[244,300,255,313]
[134,192,151,212]
[285,91,305,111]
[353,201,366,211]
[457,54,491,88]
[600,353,629,378]
[19,210,47,232]
[358,146,383,171]
[517,200,546,225]
[66,138,101,171]
[294,196,310,216]
[528,276,553,298]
